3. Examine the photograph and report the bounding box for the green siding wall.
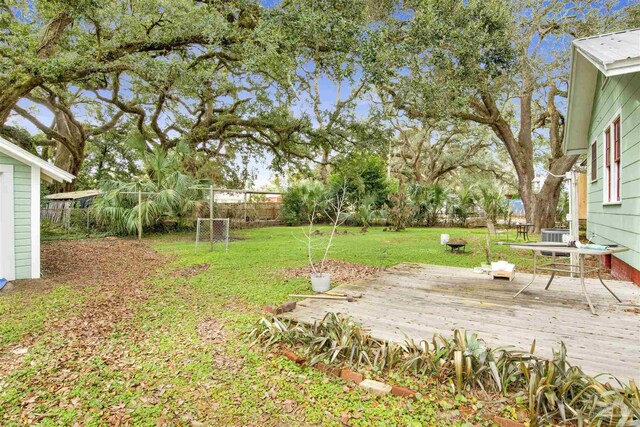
[586,71,640,271]
[0,151,31,279]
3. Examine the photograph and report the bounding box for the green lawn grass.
[0,226,531,426]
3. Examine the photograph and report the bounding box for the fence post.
[209,185,214,251]
[138,190,142,241]
[243,191,247,223]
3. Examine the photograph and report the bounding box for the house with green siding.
[564,29,640,285]
[0,137,74,281]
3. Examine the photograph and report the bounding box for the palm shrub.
[280,180,326,225]
[408,183,448,226]
[477,183,507,235]
[349,194,380,231]
[92,142,205,235]
[385,186,415,231]
[448,184,476,226]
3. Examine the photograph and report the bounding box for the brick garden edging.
[264,301,297,315]
[280,348,417,399]
[493,416,526,427]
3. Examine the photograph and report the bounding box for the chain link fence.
[195,218,230,252]
[41,206,102,238]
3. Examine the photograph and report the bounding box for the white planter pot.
[311,273,331,293]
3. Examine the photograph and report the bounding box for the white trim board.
[31,165,40,278]
[0,137,74,183]
[0,164,16,281]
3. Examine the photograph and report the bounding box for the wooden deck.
[284,263,640,383]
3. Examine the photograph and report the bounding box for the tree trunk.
[477,91,578,235]
[532,180,563,232]
[319,147,331,183]
[52,111,85,192]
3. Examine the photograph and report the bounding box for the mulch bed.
[282,260,384,284]
[41,237,165,285]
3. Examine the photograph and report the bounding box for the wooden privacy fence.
[41,203,282,233]
[213,202,282,228]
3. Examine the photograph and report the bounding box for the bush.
[385,186,415,231]
[280,180,326,226]
[328,153,389,208]
[408,183,448,226]
[91,143,205,235]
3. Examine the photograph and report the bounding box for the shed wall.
[0,151,31,279]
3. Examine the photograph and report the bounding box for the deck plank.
[284,263,640,383]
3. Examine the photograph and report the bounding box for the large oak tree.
[368,0,634,231]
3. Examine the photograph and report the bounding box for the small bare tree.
[301,185,349,276]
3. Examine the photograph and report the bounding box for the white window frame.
[602,108,622,205]
[590,140,598,183]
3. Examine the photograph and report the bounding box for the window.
[603,114,621,203]
[590,140,597,182]
[613,117,621,201]
[605,127,611,197]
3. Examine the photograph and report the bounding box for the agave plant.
[523,344,640,427]
[92,141,205,234]
[400,336,450,376]
[307,313,375,367]
[247,315,309,348]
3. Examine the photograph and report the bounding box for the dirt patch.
[172,263,210,278]
[283,260,384,284]
[197,318,227,344]
[40,237,164,285]
[0,238,167,371]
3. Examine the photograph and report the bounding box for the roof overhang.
[44,189,101,200]
[563,29,640,155]
[0,137,74,183]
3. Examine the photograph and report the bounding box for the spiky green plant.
[248,316,309,348]
[247,314,640,426]
[350,194,381,231]
[307,312,375,367]
[477,183,507,235]
[523,344,640,426]
[91,142,205,235]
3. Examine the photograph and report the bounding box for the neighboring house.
[564,28,640,284]
[0,137,74,281]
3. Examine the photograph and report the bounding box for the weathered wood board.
[284,263,640,383]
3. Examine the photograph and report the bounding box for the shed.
[0,137,74,281]
[44,189,101,208]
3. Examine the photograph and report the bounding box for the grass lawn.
[0,227,533,426]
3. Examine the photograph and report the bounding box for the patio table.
[514,223,533,241]
[510,242,628,315]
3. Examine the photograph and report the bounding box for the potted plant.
[302,184,348,292]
